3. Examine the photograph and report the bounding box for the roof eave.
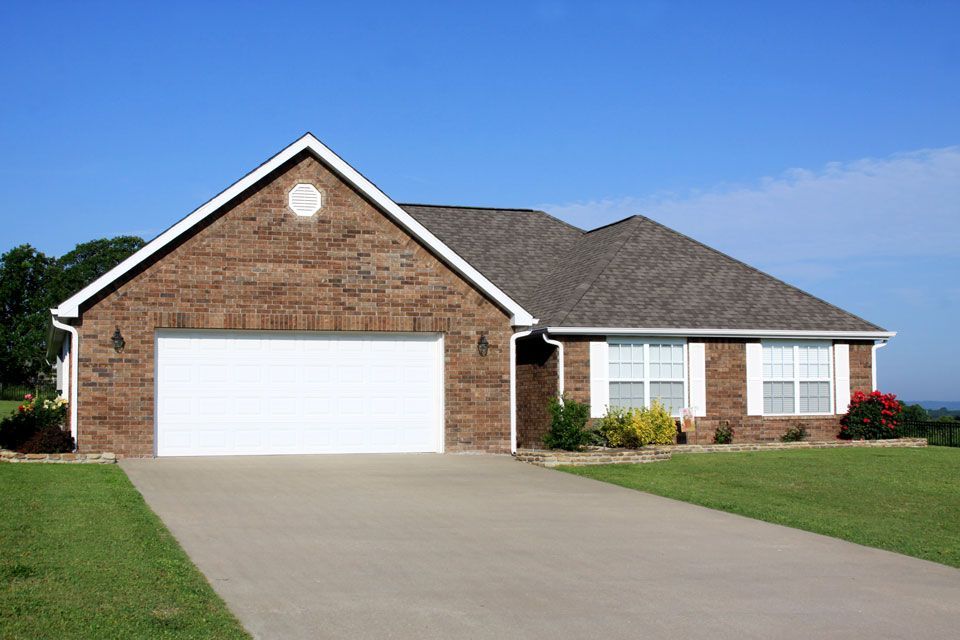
[543,326,896,340]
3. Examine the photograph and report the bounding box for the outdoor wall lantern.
[477,334,489,357]
[111,327,126,353]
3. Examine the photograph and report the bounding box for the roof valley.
[551,217,643,326]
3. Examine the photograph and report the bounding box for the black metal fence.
[0,383,57,401]
[898,421,960,447]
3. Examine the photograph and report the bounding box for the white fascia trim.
[52,133,535,326]
[545,327,897,340]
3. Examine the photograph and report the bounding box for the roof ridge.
[631,215,885,331]
[583,214,643,234]
[399,203,585,234]
[554,216,644,326]
[399,202,538,212]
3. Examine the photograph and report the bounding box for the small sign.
[681,408,696,433]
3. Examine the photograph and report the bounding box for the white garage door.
[156,330,444,457]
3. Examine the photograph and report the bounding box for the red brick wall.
[514,335,602,445]
[74,152,515,456]
[558,335,596,405]
[542,336,874,445]
[515,336,559,448]
[685,339,873,444]
[849,342,873,394]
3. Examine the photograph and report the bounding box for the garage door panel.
[156,330,443,457]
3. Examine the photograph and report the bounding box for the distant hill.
[905,401,960,410]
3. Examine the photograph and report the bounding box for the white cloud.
[539,146,960,278]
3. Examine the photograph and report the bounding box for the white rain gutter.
[544,326,897,341]
[541,331,565,398]
[50,316,79,444]
[509,329,533,454]
[872,340,889,391]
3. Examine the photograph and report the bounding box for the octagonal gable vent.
[288,183,323,216]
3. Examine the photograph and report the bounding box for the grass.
[0,464,249,639]
[560,447,960,567]
[0,400,20,417]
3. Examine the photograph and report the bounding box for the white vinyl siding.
[761,341,833,415]
[607,338,687,415]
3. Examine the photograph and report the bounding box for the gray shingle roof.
[401,204,884,332]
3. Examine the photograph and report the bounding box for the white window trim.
[760,340,834,416]
[607,337,688,416]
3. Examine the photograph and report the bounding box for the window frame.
[607,337,688,416]
[760,340,834,416]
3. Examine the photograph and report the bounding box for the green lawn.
[561,447,960,567]
[0,400,20,417]
[0,465,249,639]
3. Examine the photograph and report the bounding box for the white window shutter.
[834,343,851,414]
[589,341,609,418]
[688,342,707,417]
[745,342,763,416]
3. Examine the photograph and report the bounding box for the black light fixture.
[477,334,489,357]
[111,327,125,353]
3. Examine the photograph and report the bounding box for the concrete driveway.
[121,454,960,640]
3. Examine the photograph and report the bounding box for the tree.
[0,245,53,385]
[899,402,930,423]
[46,236,146,304]
[0,236,145,386]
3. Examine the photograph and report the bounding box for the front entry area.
[155,330,444,456]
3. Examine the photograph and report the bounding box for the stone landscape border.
[516,438,927,467]
[0,450,117,464]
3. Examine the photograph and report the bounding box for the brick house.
[47,133,893,457]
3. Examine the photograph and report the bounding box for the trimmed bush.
[596,401,677,448]
[781,423,808,442]
[542,394,592,451]
[713,422,734,444]
[597,407,637,448]
[644,401,677,445]
[840,390,902,440]
[0,395,70,453]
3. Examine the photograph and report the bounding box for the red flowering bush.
[839,390,902,440]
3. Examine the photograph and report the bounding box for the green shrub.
[597,402,677,448]
[781,423,808,442]
[597,407,638,448]
[644,400,677,445]
[713,422,734,444]
[628,410,655,446]
[542,394,592,451]
[0,395,69,452]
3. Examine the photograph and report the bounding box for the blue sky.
[1,1,957,400]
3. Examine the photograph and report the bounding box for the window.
[609,339,686,414]
[762,341,832,415]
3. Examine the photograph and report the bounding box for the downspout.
[872,340,888,391]
[541,331,564,398]
[50,316,79,444]
[509,329,533,454]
